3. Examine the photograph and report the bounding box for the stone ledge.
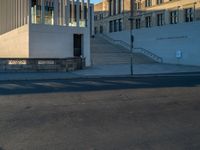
[0,57,85,72]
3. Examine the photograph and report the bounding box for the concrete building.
[0,0,94,67]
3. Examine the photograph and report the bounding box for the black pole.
[129,0,134,76]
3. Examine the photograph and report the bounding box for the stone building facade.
[94,0,200,34]
[94,0,131,34]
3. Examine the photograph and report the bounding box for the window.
[170,10,178,24]
[99,14,103,20]
[100,25,103,33]
[31,0,42,24]
[135,18,141,29]
[145,16,151,27]
[157,13,164,26]
[94,15,98,21]
[109,21,113,32]
[145,0,152,7]
[157,0,163,5]
[136,2,141,10]
[185,8,193,22]
[94,27,98,34]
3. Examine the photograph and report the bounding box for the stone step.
[91,36,157,65]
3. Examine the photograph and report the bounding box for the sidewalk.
[0,63,200,81]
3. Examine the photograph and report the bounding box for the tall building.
[94,0,132,34]
[94,0,200,34]
[0,0,94,67]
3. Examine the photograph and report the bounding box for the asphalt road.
[0,76,200,150]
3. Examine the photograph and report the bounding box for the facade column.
[71,0,75,23]
[81,0,84,22]
[29,0,32,25]
[66,0,70,26]
[87,0,90,32]
[152,12,156,27]
[62,0,66,25]
[164,9,169,25]
[76,0,80,27]
[41,0,45,24]
[91,4,94,35]
[54,0,58,25]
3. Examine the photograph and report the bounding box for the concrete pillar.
[152,12,156,27]
[164,9,169,25]
[29,0,32,25]
[66,0,70,26]
[54,0,58,25]
[91,4,94,35]
[87,0,90,29]
[62,0,66,25]
[81,0,85,22]
[72,0,75,23]
[179,7,184,23]
[41,0,45,24]
[76,0,80,27]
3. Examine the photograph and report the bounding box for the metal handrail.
[99,34,163,63]
[134,47,163,63]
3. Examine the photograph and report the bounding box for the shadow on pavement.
[0,76,200,95]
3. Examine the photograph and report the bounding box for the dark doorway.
[74,34,82,57]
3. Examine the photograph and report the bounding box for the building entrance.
[74,34,82,57]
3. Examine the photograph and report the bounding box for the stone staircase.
[91,35,157,65]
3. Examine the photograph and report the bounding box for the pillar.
[54,0,58,25]
[66,0,70,26]
[71,0,75,23]
[165,9,169,25]
[87,0,90,28]
[81,0,84,21]
[41,0,45,24]
[29,0,32,25]
[76,0,80,27]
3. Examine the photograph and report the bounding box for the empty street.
[0,76,200,150]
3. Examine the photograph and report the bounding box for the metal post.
[130,18,134,76]
[129,0,134,76]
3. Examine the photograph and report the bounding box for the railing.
[100,34,130,50]
[134,47,163,63]
[99,34,163,63]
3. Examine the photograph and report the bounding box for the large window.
[185,8,193,22]
[145,16,151,27]
[44,1,54,25]
[170,10,178,24]
[109,21,113,32]
[109,19,122,32]
[157,13,164,26]
[157,0,163,5]
[31,0,42,24]
[135,18,141,29]
[145,0,152,7]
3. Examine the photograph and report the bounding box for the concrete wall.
[107,21,200,66]
[0,25,29,58]
[29,24,91,66]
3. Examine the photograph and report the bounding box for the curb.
[0,72,200,81]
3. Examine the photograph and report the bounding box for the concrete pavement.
[0,63,200,81]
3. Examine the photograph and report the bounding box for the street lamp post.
[129,0,135,76]
[129,17,134,76]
